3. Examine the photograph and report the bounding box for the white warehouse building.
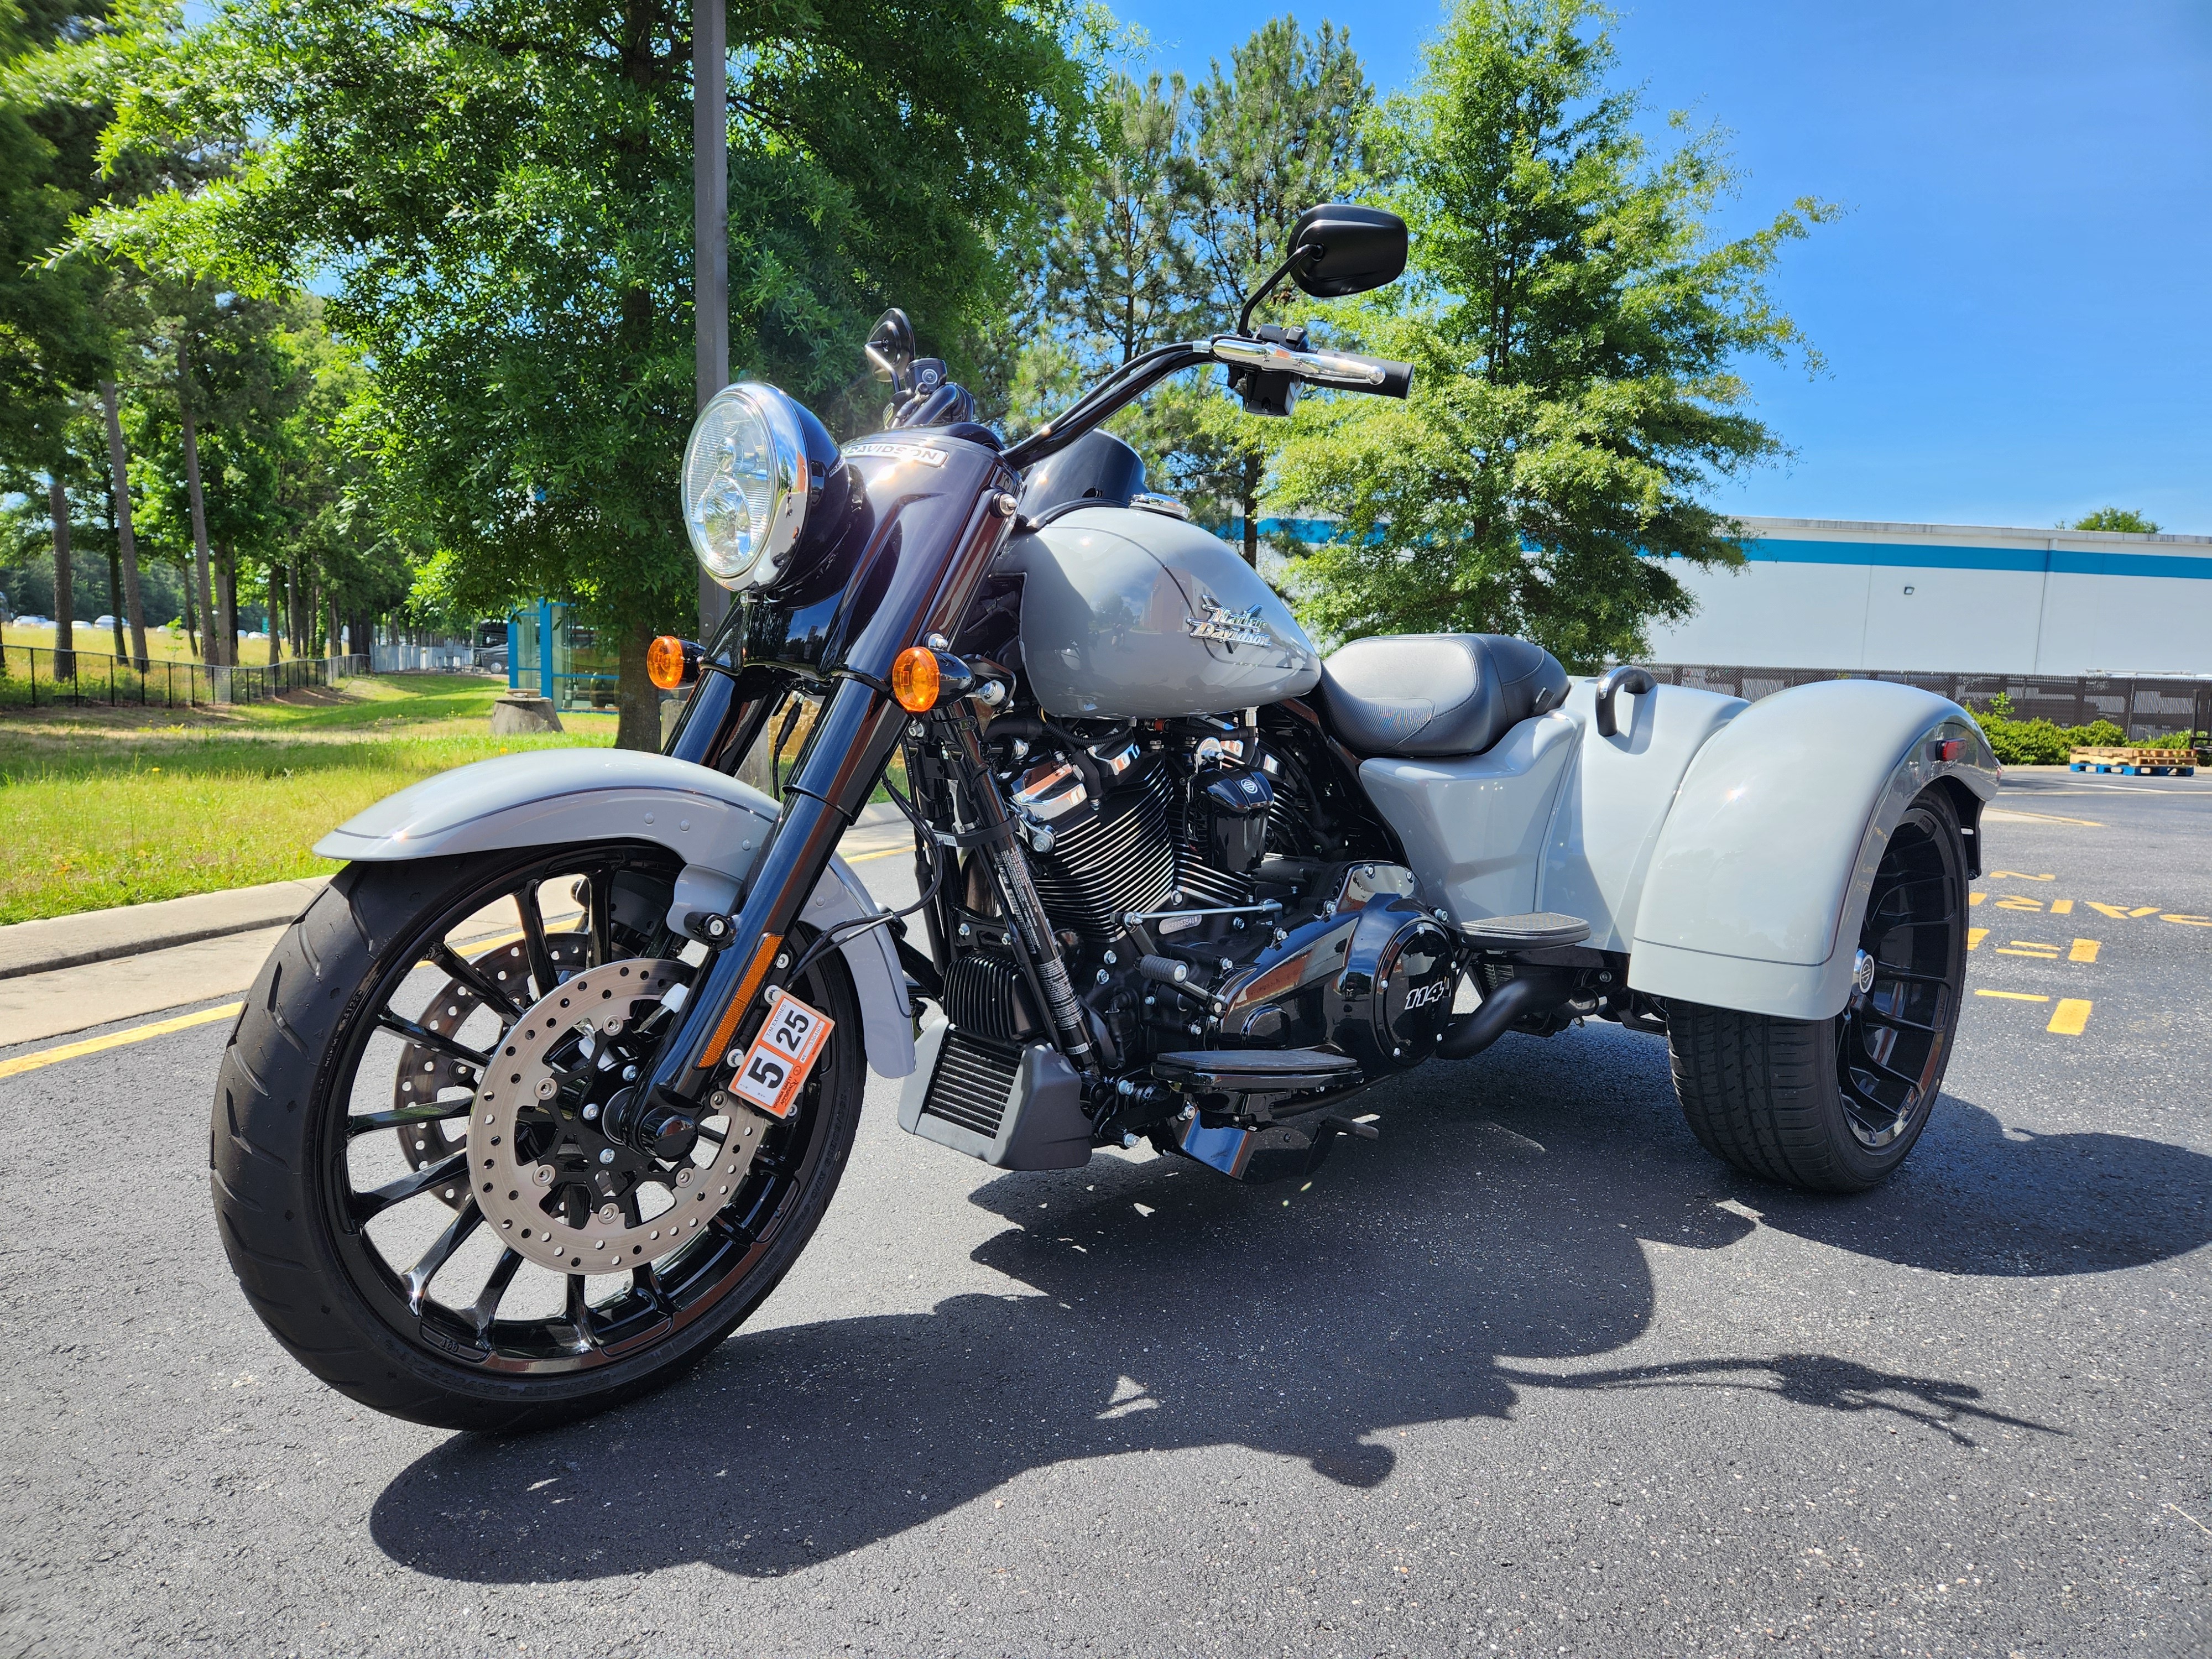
[1646,517,2212,677]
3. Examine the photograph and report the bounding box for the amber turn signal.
[647,635,695,691]
[891,646,941,712]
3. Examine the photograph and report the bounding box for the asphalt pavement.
[1,769,2206,1657]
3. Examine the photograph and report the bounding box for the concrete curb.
[0,878,331,983]
[0,805,906,983]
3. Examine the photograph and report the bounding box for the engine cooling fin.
[941,948,1037,1045]
[1027,764,1175,936]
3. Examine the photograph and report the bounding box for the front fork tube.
[644,672,904,1108]
[942,714,1100,1081]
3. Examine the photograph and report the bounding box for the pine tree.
[1276,0,1832,666]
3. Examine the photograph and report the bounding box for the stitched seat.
[1317,634,1569,757]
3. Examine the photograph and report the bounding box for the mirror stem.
[1237,242,1318,336]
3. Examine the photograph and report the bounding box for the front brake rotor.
[470,959,778,1274]
[397,934,591,1204]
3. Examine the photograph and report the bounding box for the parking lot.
[2,767,2206,1657]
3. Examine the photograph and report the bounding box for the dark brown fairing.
[646,433,1018,1107]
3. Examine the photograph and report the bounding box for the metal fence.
[1646,665,2212,743]
[0,641,371,709]
[372,641,484,673]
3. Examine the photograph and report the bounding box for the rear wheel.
[1666,787,1968,1192]
[210,843,863,1431]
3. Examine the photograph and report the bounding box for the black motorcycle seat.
[1316,634,1569,758]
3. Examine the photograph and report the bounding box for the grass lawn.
[2,620,247,663]
[0,674,617,923]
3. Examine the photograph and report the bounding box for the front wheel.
[211,843,864,1431]
[1665,787,1968,1192]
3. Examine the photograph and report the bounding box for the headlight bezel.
[680,382,812,592]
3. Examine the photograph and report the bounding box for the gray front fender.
[1626,679,2000,1022]
[314,749,914,1078]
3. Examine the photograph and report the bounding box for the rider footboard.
[899,1014,1093,1170]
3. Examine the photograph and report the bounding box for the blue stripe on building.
[1222,520,2212,582]
[1742,539,2212,582]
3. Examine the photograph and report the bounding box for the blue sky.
[1109,0,2212,535]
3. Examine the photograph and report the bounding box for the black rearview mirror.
[864,307,916,391]
[1287,204,1408,299]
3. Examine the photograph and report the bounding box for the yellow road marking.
[843,846,909,864]
[0,867,894,1084]
[1975,989,2049,1002]
[2050,899,2074,915]
[2048,998,2093,1035]
[2069,938,2100,962]
[0,1001,244,1081]
[2163,914,2212,927]
[1988,870,2054,880]
[1970,891,1987,906]
[1995,945,2058,958]
[1967,927,1989,950]
[2128,906,2159,917]
[1983,808,2104,826]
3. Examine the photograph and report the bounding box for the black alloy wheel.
[1666,786,1969,1192]
[1834,797,1968,1149]
[211,842,865,1429]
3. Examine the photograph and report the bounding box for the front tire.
[211,844,864,1431]
[1665,787,1968,1192]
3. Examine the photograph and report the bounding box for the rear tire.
[210,846,864,1431]
[1665,787,1968,1193]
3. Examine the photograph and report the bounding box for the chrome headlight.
[680,382,810,591]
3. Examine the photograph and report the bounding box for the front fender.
[314,749,914,1078]
[1626,680,1999,1022]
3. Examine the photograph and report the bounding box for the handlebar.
[1003,333,1414,469]
[1207,336,1412,398]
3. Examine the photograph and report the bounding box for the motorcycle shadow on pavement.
[367,1025,2210,1583]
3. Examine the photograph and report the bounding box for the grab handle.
[1595,666,1657,738]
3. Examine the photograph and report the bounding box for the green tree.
[1037,70,1197,372]
[2070,507,2159,535]
[1157,17,1369,564]
[0,0,117,674]
[1275,0,1832,666]
[1011,66,1199,477]
[112,0,1095,746]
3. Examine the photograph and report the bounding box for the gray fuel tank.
[995,505,1321,720]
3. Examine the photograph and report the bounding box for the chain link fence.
[0,641,370,709]
[1645,665,2211,743]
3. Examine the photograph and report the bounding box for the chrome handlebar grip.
[1208,335,1387,387]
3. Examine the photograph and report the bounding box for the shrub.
[1969,695,2129,765]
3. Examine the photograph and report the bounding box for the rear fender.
[314,749,914,1078]
[1536,679,1750,953]
[1625,680,1999,1021]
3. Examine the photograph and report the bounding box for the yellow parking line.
[2048,998,2093,1035]
[0,1001,244,1081]
[1967,927,1989,950]
[844,846,909,864]
[1983,808,2104,827]
[2069,938,2100,962]
[1975,989,2049,1003]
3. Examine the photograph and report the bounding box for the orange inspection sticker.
[729,987,835,1120]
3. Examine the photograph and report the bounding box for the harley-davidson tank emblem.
[1185,598,1275,650]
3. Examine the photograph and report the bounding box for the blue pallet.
[2069,760,2195,776]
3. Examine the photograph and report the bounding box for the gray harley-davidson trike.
[213,204,1999,1429]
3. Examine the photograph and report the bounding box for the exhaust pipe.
[1436,971,1573,1060]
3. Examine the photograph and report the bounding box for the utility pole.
[693,0,731,640]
